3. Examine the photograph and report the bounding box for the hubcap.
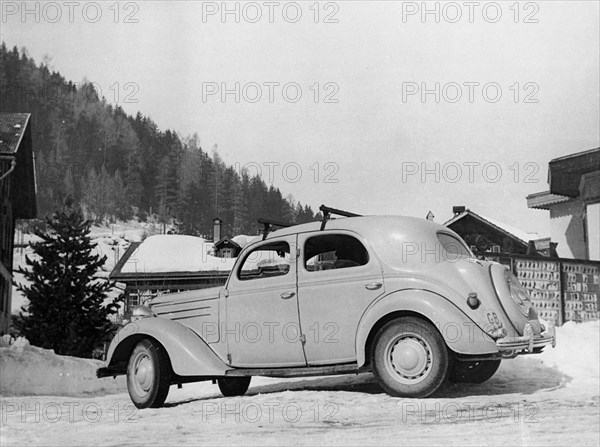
[385,335,432,384]
[132,353,154,395]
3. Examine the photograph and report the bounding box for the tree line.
[0,43,318,237]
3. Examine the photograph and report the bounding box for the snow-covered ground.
[1,322,598,446]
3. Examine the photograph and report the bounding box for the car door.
[225,235,307,368]
[297,231,385,365]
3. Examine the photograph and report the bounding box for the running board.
[225,363,370,378]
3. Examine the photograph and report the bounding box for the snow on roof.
[121,235,235,273]
[481,214,541,243]
[445,210,542,244]
[231,234,260,248]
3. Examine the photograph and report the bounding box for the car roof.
[265,215,450,239]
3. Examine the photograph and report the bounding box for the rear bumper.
[496,322,556,353]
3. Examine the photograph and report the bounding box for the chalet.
[527,148,600,261]
[213,237,243,258]
[444,207,540,255]
[0,113,37,334]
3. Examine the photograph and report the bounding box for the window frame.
[302,232,370,273]
[236,239,292,282]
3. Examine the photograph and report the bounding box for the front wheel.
[218,377,251,397]
[450,360,501,384]
[127,339,172,409]
[371,317,449,398]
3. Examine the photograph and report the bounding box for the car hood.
[149,286,223,311]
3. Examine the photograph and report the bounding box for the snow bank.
[532,320,600,385]
[0,338,126,397]
[121,235,236,273]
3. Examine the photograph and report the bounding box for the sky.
[1,0,599,236]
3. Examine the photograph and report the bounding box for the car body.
[98,213,555,408]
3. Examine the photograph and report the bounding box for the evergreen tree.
[15,201,122,358]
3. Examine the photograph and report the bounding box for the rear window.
[437,233,472,258]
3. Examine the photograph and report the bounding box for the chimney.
[213,217,222,243]
[453,206,466,216]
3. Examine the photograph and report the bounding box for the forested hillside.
[0,43,317,237]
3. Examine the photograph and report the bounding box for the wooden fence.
[476,251,600,326]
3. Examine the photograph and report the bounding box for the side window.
[304,234,369,272]
[437,232,472,258]
[238,241,291,281]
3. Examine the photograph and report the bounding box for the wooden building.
[213,237,243,258]
[0,113,37,334]
[444,207,540,255]
[527,148,600,261]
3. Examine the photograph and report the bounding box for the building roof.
[214,237,242,250]
[110,235,236,280]
[0,113,30,154]
[0,113,37,219]
[548,147,600,197]
[526,190,572,210]
[444,209,540,248]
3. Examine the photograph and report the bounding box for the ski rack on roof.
[319,204,362,230]
[257,218,293,240]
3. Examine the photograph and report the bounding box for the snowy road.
[2,354,599,446]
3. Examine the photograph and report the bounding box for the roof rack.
[257,218,293,240]
[319,204,362,230]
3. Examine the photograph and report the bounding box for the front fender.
[355,289,498,367]
[104,318,230,377]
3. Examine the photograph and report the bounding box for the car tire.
[371,317,449,398]
[449,359,501,384]
[127,339,172,409]
[218,377,251,397]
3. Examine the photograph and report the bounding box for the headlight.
[130,305,155,322]
[505,270,532,317]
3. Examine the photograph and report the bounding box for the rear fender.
[355,289,498,367]
[105,318,230,377]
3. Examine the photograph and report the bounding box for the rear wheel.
[450,359,501,384]
[218,377,251,397]
[371,317,449,398]
[127,339,172,409]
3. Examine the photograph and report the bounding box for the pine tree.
[15,201,122,358]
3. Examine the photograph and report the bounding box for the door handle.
[365,282,382,290]
[280,291,296,300]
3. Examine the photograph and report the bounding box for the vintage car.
[98,206,556,408]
